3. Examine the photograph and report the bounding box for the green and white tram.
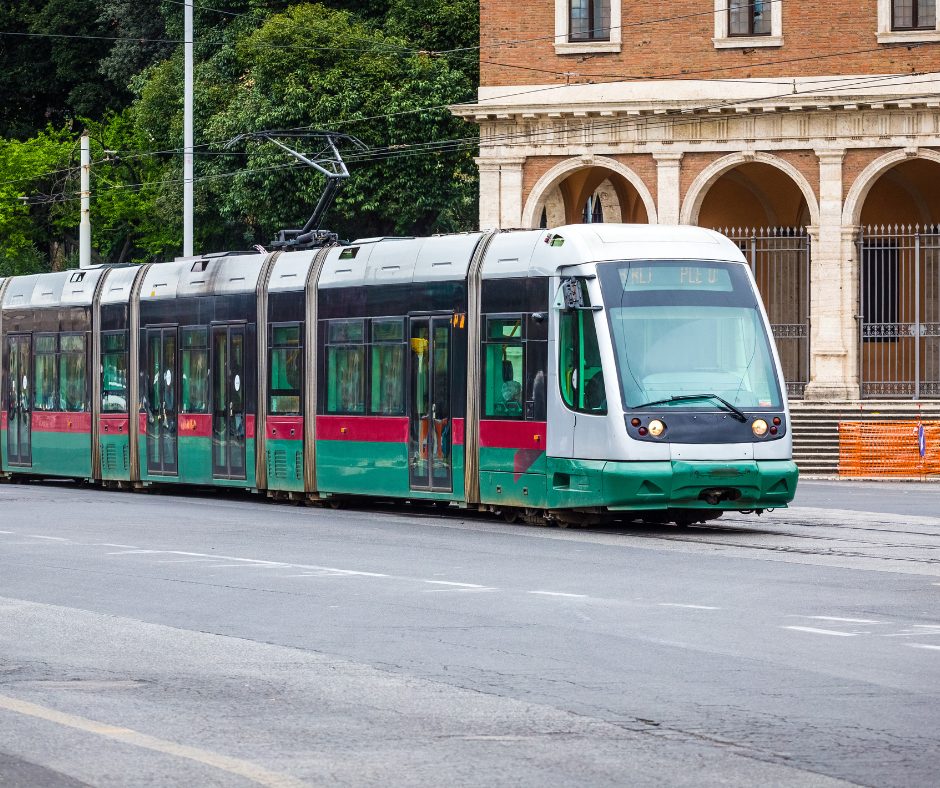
[0,224,797,525]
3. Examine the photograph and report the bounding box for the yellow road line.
[0,693,309,788]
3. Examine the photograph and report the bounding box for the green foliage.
[1,0,482,266]
[192,3,478,244]
[0,129,76,275]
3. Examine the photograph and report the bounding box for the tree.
[0,128,76,275]
[179,2,478,247]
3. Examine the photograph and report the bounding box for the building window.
[729,1,772,36]
[893,0,936,29]
[713,0,782,47]
[554,0,621,53]
[878,0,940,40]
[570,0,610,41]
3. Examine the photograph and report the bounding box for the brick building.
[452,0,940,422]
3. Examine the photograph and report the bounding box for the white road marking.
[906,643,940,651]
[783,626,858,637]
[528,591,588,599]
[422,587,497,594]
[0,693,307,788]
[422,580,489,588]
[798,616,882,624]
[97,543,140,549]
[0,530,15,534]
[658,603,720,610]
[25,535,68,542]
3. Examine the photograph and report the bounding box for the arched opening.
[526,163,653,229]
[694,161,812,397]
[697,162,812,229]
[856,158,940,398]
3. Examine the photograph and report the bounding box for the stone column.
[653,152,683,225]
[475,156,526,229]
[804,149,857,401]
[475,158,502,230]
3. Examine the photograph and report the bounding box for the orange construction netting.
[838,421,940,478]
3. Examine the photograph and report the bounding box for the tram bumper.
[596,459,798,511]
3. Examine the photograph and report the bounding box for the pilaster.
[475,156,526,229]
[653,153,683,226]
[803,149,858,401]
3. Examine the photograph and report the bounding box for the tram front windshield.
[597,260,783,411]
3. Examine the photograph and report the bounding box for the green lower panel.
[547,457,798,512]
[317,440,465,500]
[266,438,304,492]
[30,431,92,479]
[138,435,256,488]
[480,471,547,508]
[479,446,546,474]
[100,434,131,481]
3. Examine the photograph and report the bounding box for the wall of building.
[480,1,940,88]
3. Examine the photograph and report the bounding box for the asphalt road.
[0,479,938,787]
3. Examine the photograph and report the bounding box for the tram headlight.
[648,419,666,437]
[752,419,768,437]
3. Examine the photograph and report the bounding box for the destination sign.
[619,264,733,292]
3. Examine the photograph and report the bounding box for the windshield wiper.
[632,394,748,423]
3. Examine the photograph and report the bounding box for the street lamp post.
[183,1,194,257]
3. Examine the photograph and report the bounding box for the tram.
[0,224,797,525]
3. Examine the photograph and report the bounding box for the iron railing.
[715,226,811,398]
[858,224,940,399]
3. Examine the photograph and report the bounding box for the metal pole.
[79,132,91,269]
[183,1,194,257]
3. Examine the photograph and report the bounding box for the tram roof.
[546,224,748,265]
[1,267,108,310]
[138,252,268,301]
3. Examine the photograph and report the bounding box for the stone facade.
[453,2,940,401]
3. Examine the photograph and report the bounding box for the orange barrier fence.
[838,421,940,478]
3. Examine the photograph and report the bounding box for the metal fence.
[858,225,940,399]
[715,227,811,398]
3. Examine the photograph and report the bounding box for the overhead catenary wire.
[3,50,935,194]
[11,71,940,209]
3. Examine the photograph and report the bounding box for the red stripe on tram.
[177,414,212,438]
[479,419,547,450]
[267,416,303,441]
[98,415,130,436]
[0,413,7,430]
[31,412,92,434]
[316,415,409,443]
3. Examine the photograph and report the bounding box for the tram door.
[408,316,452,492]
[145,327,179,475]
[211,324,246,480]
[6,334,32,466]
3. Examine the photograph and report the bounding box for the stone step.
[787,401,940,476]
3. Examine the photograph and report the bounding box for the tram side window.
[181,328,208,414]
[59,334,87,412]
[101,332,128,412]
[483,316,525,419]
[269,323,302,415]
[325,319,365,414]
[559,281,607,414]
[33,334,57,411]
[371,318,405,415]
